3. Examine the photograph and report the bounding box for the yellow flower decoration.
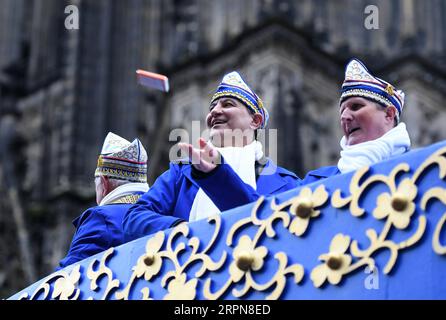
[52,265,81,300]
[229,235,268,282]
[163,273,198,300]
[289,185,328,236]
[311,234,352,287]
[373,178,417,229]
[134,231,165,281]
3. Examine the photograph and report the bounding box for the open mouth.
[348,127,360,135]
[211,119,226,127]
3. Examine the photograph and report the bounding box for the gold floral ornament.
[324,159,432,286]
[52,265,81,300]
[230,235,268,283]
[115,230,167,300]
[373,178,417,229]
[116,217,226,300]
[203,197,304,300]
[311,234,352,287]
[288,185,328,236]
[134,231,165,281]
[163,273,198,300]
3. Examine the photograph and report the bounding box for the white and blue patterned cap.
[210,71,269,128]
[95,132,148,183]
[340,59,405,121]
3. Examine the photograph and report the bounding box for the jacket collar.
[308,166,340,179]
[256,159,297,194]
[180,164,200,189]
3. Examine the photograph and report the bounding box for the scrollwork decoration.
[15,147,446,298]
[204,196,305,300]
[19,265,82,300]
[315,147,446,287]
[421,187,446,255]
[86,248,120,299]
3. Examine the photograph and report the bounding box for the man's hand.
[178,138,221,173]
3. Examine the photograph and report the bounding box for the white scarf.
[189,140,263,222]
[337,122,411,173]
[99,182,149,206]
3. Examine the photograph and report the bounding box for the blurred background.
[0,0,445,298]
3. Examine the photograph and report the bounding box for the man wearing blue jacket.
[58,133,149,269]
[301,58,411,185]
[123,71,301,241]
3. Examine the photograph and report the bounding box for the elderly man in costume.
[58,133,149,269]
[301,58,411,185]
[123,71,301,241]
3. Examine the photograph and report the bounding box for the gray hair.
[108,178,130,189]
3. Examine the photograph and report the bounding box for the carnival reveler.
[58,132,149,269]
[301,58,411,184]
[123,71,301,241]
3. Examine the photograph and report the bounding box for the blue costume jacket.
[123,159,300,241]
[58,204,129,269]
[300,166,340,185]
[58,191,146,270]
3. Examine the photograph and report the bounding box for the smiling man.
[123,71,300,241]
[301,58,411,185]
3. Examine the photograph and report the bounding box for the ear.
[205,113,212,128]
[385,106,397,125]
[100,175,110,196]
[250,113,263,130]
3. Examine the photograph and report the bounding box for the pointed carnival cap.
[340,58,405,122]
[94,132,148,183]
[210,71,269,128]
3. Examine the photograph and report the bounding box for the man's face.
[340,97,392,146]
[206,97,260,147]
